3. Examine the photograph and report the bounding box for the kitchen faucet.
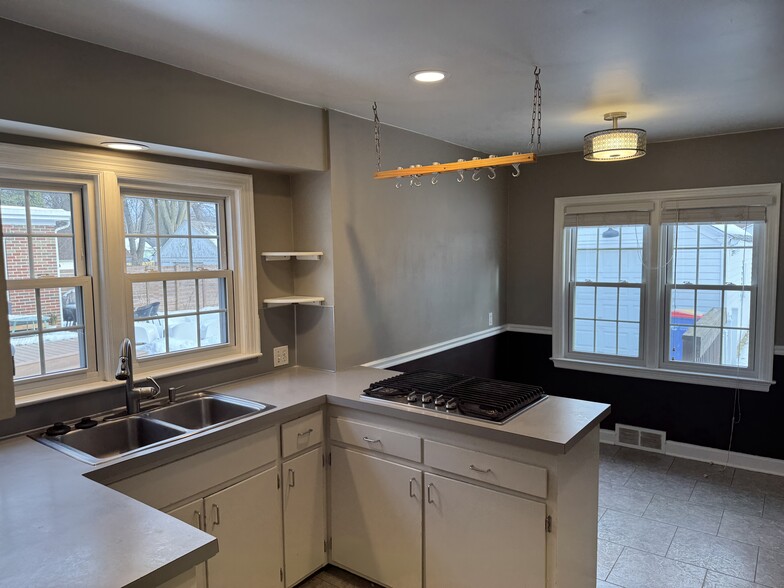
[115,338,161,414]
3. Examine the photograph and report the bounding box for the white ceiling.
[0,0,783,155]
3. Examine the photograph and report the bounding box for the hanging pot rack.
[372,66,542,185]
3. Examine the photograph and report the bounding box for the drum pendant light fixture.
[583,111,646,162]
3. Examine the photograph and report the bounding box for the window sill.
[15,352,263,408]
[551,357,774,392]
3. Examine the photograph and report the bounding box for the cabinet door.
[283,447,326,586]
[424,473,546,588]
[167,499,207,588]
[205,467,284,588]
[331,446,422,588]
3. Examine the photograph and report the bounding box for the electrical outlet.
[273,345,289,367]
[488,312,493,326]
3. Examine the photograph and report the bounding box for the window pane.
[595,321,617,354]
[166,280,197,315]
[11,334,41,377]
[7,289,38,332]
[697,248,723,285]
[200,312,227,347]
[673,249,697,283]
[42,330,85,374]
[160,237,191,271]
[158,199,189,236]
[125,237,158,273]
[618,287,641,322]
[620,225,644,248]
[199,278,225,310]
[724,291,751,328]
[28,191,73,236]
[596,287,617,321]
[670,325,694,362]
[191,237,220,271]
[124,196,156,235]
[135,319,165,357]
[575,250,597,282]
[132,282,163,318]
[693,326,721,365]
[618,322,640,357]
[699,224,725,247]
[168,315,198,351]
[598,226,620,249]
[1,189,27,234]
[671,289,696,325]
[191,201,218,236]
[31,237,64,278]
[725,248,753,285]
[696,290,722,319]
[597,250,619,282]
[573,286,594,319]
[3,236,30,279]
[620,250,642,282]
[727,223,754,246]
[722,329,750,368]
[575,227,598,249]
[39,287,83,329]
[572,319,594,353]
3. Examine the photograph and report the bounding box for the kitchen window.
[552,184,780,391]
[0,143,259,404]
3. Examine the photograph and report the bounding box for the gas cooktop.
[361,370,547,424]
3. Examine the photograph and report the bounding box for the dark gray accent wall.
[327,111,508,369]
[508,128,784,341]
[0,18,327,171]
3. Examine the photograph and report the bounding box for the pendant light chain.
[529,66,542,153]
[373,101,382,173]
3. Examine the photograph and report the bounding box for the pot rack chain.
[372,66,541,186]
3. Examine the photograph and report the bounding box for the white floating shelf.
[263,296,325,307]
[261,251,323,261]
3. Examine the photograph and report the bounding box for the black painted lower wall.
[392,331,784,461]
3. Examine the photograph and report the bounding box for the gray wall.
[0,18,327,171]
[328,111,508,369]
[507,128,784,343]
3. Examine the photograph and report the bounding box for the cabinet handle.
[212,503,220,526]
[288,468,296,488]
[469,464,492,474]
[194,510,202,529]
[362,436,381,443]
[297,428,314,437]
[409,477,416,498]
[427,483,435,504]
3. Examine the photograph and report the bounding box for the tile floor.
[297,444,784,588]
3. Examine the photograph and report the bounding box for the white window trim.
[552,184,780,392]
[0,142,260,403]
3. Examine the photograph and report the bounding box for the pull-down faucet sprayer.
[116,338,161,414]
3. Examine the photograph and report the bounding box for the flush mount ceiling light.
[410,70,447,83]
[583,112,646,162]
[100,141,149,151]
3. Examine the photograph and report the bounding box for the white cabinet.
[283,446,326,586]
[331,446,423,588]
[424,472,546,588]
[205,467,284,588]
[167,499,208,588]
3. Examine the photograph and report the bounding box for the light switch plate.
[273,345,289,367]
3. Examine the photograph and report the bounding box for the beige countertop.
[0,366,610,587]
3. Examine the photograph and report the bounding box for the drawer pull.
[409,477,416,498]
[469,464,492,474]
[297,428,314,437]
[362,436,382,444]
[427,482,435,504]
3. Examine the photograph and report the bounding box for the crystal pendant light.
[583,112,646,162]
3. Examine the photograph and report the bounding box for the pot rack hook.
[431,162,440,185]
[511,152,521,177]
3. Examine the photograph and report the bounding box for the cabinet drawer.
[282,411,323,458]
[424,440,547,498]
[330,417,421,462]
[110,426,278,509]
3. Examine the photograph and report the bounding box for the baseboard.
[507,323,553,335]
[601,429,784,476]
[361,325,506,369]
[775,345,784,356]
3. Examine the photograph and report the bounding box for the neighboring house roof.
[155,221,218,263]
[0,204,71,226]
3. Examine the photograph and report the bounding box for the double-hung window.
[553,184,779,391]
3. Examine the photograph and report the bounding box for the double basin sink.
[36,393,274,465]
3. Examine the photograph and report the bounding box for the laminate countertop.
[0,366,610,587]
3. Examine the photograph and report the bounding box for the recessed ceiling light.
[410,70,447,83]
[100,141,149,151]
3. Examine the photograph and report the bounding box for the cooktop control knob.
[406,391,418,403]
[421,393,433,404]
[445,398,458,410]
[434,394,446,406]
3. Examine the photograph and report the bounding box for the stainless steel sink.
[37,417,188,465]
[144,393,268,430]
[33,392,274,465]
